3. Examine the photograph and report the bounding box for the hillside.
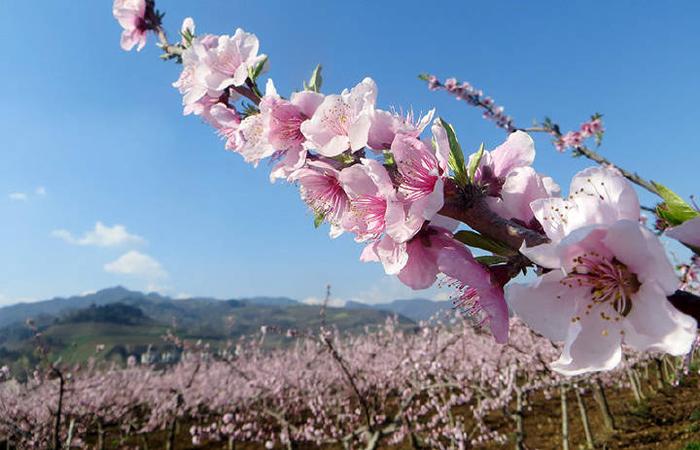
[0,288,418,368]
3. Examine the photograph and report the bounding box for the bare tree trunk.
[560,383,569,450]
[165,418,177,450]
[65,418,75,449]
[513,386,525,450]
[625,366,642,405]
[591,378,616,432]
[53,370,65,450]
[97,422,105,450]
[365,430,380,450]
[574,387,594,449]
[654,358,666,389]
[227,436,235,450]
[632,367,646,400]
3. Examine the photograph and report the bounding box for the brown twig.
[439,179,549,251]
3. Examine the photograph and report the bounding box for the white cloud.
[104,251,167,280]
[52,222,145,247]
[8,186,46,202]
[302,296,346,308]
[8,192,28,201]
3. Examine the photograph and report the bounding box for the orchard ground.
[82,370,700,449]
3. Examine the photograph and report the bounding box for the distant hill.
[237,297,298,307]
[345,298,454,322]
[62,303,153,326]
[0,288,417,368]
[0,287,300,329]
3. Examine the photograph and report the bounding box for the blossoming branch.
[113,0,700,376]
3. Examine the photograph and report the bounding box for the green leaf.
[180,29,194,47]
[305,64,323,93]
[313,212,325,228]
[653,182,699,226]
[248,56,268,82]
[239,102,260,119]
[467,143,485,183]
[438,118,468,188]
[454,230,516,256]
[475,255,509,266]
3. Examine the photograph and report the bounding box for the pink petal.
[489,131,535,179]
[666,216,700,249]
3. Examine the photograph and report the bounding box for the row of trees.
[1,313,697,449]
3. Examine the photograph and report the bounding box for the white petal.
[506,271,578,342]
[520,242,562,269]
[623,282,697,355]
[531,197,576,242]
[602,220,679,293]
[375,235,408,275]
[568,167,640,224]
[551,312,623,376]
[348,114,371,151]
[319,135,351,157]
[666,216,700,249]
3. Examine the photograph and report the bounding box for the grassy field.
[44,322,171,364]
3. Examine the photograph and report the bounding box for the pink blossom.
[477,132,560,227]
[666,216,700,250]
[561,131,583,149]
[554,117,605,152]
[581,118,603,136]
[390,122,450,230]
[113,0,148,52]
[339,159,396,241]
[172,29,263,117]
[508,167,697,375]
[228,113,276,166]
[300,78,377,157]
[486,166,560,228]
[362,227,508,342]
[293,161,350,237]
[471,131,535,197]
[260,81,324,182]
[197,28,267,92]
[338,158,422,243]
[172,34,221,117]
[422,75,514,131]
[208,103,241,147]
[367,108,435,151]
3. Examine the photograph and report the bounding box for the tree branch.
[668,290,700,323]
[571,146,660,197]
[439,179,549,250]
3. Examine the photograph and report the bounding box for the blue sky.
[1,1,699,306]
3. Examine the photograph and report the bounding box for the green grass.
[690,409,700,422]
[45,322,170,363]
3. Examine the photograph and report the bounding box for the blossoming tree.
[112,0,699,376]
